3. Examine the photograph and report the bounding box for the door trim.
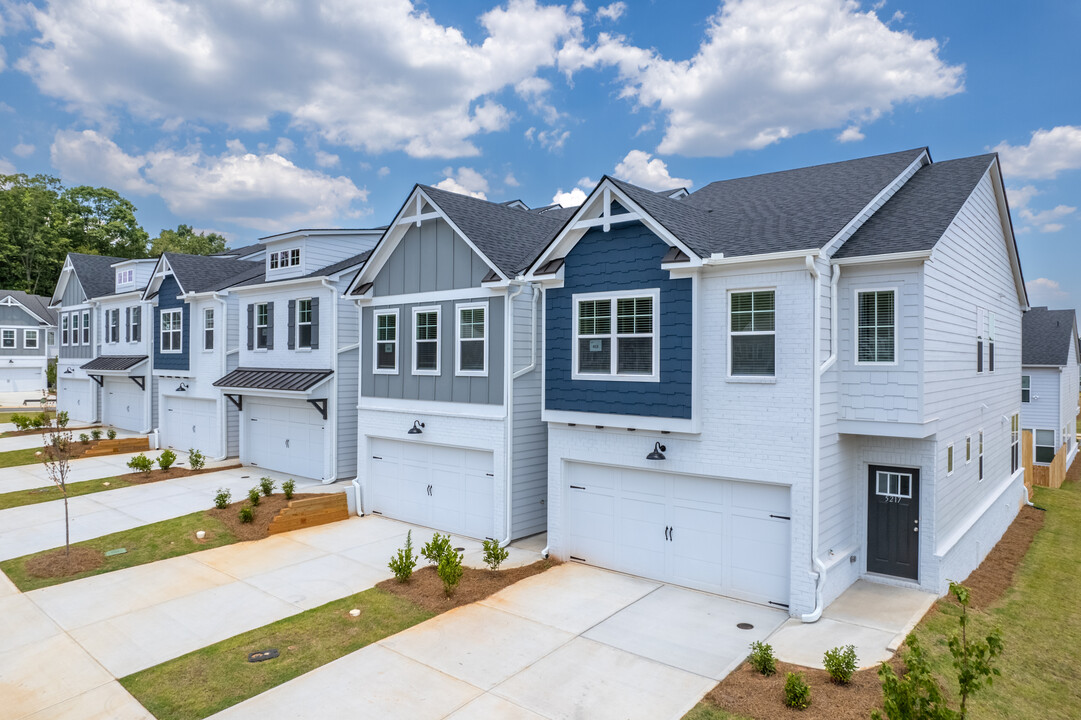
[865,464,920,582]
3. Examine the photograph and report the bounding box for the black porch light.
[408,420,425,434]
[176,382,188,392]
[646,442,666,460]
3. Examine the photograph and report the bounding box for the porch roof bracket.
[88,374,104,387]
[131,375,145,390]
[307,398,328,420]
[225,394,243,411]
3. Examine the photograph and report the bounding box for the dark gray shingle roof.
[213,242,265,259]
[1023,307,1078,366]
[163,253,265,294]
[834,155,996,259]
[1,290,57,324]
[231,250,371,289]
[68,253,127,300]
[213,367,333,392]
[419,184,567,275]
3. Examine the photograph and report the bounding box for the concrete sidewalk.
[0,447,191,495]
[0,463,308,561]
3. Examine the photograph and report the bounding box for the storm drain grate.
[736,623,754,630]
[248,649,279,663]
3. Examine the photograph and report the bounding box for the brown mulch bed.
[377,558,559,613]
[25,546,105,579]
[205,493,321,542]
[705,657,904,720]
[120,464,242,485]
[1,426,96,438]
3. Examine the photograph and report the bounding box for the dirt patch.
[704,657,904,720]
[25,546,105,579]
[945,504,1044,611]
[378,559,559,613]
[120,464,242,485]
[206,493,320,542]
[43,439,107,461]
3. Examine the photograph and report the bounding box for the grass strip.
[0,510,237,592]
[120,588,433,720]
[0,446,48,468]
[0,474,139,510]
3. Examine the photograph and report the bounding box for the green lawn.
[0,474,141,510]
[0,410,53,423]
[0,446,48,468]
[0,510,238,592]
[681,704,750,720]
[121,588,433,720]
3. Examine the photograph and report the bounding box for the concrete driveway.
[210,562,788,720]
[0,462,312,561]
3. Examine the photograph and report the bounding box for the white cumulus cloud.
[0,157,15,174]
[434,167,490,199]
[552,187,587,207]
[1019,204,1076,233]
[596,2,626,21]
[614,150,692,190]
[994,126,1081,181]
[1007,185,1039,210]
[1026,277,1068,302]
[12,143,35,157]
[837,126,865,143]
[559,0,963,156]
[314,150,340,168]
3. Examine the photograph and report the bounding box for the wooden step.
[268,493,349,535]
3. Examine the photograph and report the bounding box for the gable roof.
[212,242,265,259]
[162,253,265,294]
[0,290,57,325]
[417,184,567,275]
[834,155,996,258]
[1023,306,1079,366]
[67,253,128,300]
[232,250,372,289]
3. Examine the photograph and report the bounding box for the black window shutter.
[125,307,130,342]
[246,304,254,350]
[266,301,275,349]
[311,297,320,349]
[288,299,296,350]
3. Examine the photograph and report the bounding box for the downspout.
[214,292,229,461]
[321,278,338,484]
[500,280,528,547]
[801,259,839,623]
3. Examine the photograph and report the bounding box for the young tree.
[150,224,228,256]
[948,582,1004,719]
[41,411,74,557]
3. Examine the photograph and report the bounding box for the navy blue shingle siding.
[153,275,190,371]
[545,223,692,419]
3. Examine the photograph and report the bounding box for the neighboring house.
[0,290,57,392]
[51,253,126,424]
[142,252,265,459]
[524,148,1028,616]
[345,186,569,543]
[1020,306,1080,469]
[213,229,380,482]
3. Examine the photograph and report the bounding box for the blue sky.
[0,0,1078,313]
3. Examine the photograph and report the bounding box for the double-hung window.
[1021,375,1030,403]
[203,308,214,350]
[24,330,38,349]
[107,309,120,343]
[269,248,301,270]
[978,430,985,480]
[160,309,182,353]
[976,307,986,373]
[573,290,658,380]
[61,315,69,346]
[72,312,81,346]
[413,307,440,374]
[1035,429,1055,464]
[1,330,14,349]
[296,299,313,349]
[81,311,90,345]
[966,435,972,463]
[730,290,775,377]
[255,303,270,349]
[857,290,895,363]
[947,444,954,475]
[456,303,487,375]
[374,310,398,373]
[1011,415,1020,473]
[130,307,141,342]
[988,312,996,372]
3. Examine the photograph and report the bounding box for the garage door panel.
[566,488,616,563]
[731,482,790,513]
[670,474,727,507]
[104,379,144,431]
[162,397,217,455]
[248,399,326,480]
[620,469,667,498]
[3,367,41,392]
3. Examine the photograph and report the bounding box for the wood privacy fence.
[1024,429,1070,491]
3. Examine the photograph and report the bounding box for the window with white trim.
[966,435,972,463]
[1021,375,1030,403]
[730,290,775,377]
[203,308,214,350]
[413,307,440,374]
[161,309,182,353]
[296,299,313,349]
[374,310,398,373]
[573,290,658,380]
[72,312,81,346]
[255,303,270,349]
[978,430,985,480]
[976,307,986,373]
[988,312,996,372]
[857,290,895,363]
[875,470,912,499]
[456,303,487,375]
[947,444,954,475]
[1011,415,1020,473]
[130,307,141,342]
[1034,429,1055,464]
[24,329,38,349]
[1,329,14,349]
[269,247,302,270]
[61,315,69,346]
[107,309,120,343]
[81,311,90,345]
[116,268,134,285]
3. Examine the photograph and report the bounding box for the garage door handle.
[285,439,290,448]
[770,514,791,520]
[569,485,586,490]
[192,425,196,433]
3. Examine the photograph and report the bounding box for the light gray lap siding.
[511,285,547,537]
[361,297,504,404]
[337,347,360,479]
[0,305,46,356]
[374,219,491,295]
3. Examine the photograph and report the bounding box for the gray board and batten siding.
[59,274,93,360]
[373,219,493,295]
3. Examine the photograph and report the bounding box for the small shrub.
[78,433,90,444]
[127,453,153,473]
[29,414,45,429]
[874,635,953,720]
[90,428,103,441]
[238,505,254,524]
[482,538,509,571]
[259,476,276,497]
[10,413,29,431]
[188,449,206,470]
[56,411,69,428]
[214,488,231,509]
[157,448,177,471]
[824,644,858,685]
[421,533,453,565]
[282,479,295,500]
[784,672,811,710]
[748,641,777,676]
[248,487,261,506]
[437,547,464,597]
[388,530,417,583]
[106,428,117,440]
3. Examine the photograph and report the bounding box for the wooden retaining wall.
[82,437,151,457]
[268,493,350,535]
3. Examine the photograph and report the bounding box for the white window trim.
[571,288,661,383]
[296,298,313,350]
[412,305,441,376]
[727,287,776,380]
[61,314,69,346]
[976,307,986,374]
[978,429,985,481]
[72,312,81,347]
[255,302,270,350]
[946,443,954,476]
[854,287,900,366]
[988,312,996,373]
[1033,428,1056,466]
[161,308,182,354]
[23,329,38,349]
[965,434,972,464]
[81,311,90,345]
[203,307,214,352]
[1,329,15,349]
[269,246,302,270]
[129,306,140,343]
[107,309,120,344]
[874,470,913,499]
[373,309,399,375]
[1021,374,1030,403]
[455,301,489,377]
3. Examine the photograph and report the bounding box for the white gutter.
[214,292,229,461]
[321,278,339,484]
[511,282,540,379]
[801,256,828,623]
[832,249,933,266]
[500,281,528,547]
[703,249,819,266]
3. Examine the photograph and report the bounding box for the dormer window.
[116,268,134,285]
[269,248,302,270]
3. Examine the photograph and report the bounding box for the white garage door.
[564,463,791,608]
[1,366,42,392]
[247,398,326,480]
[103,378,145,432]
[162,396,218,457]
[58,377,94,424]
[368,438,495,540]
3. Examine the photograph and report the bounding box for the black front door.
[867,465,920,580]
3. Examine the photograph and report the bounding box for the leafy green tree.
[0,174,65,295]
[56,185,149,259]
[150,224,227,256]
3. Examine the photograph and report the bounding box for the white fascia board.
[988,161,1029,310]
[837,417,939,439]
[831,250,933,266]
[358,396,507,420]
[230,276,327,294]
[702,248,820,266]
[360,285,507,308]
[543,408,700,434]
[143,256,182,299]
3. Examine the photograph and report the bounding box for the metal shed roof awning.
[80,356,148,373]
[212,367,334,393]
